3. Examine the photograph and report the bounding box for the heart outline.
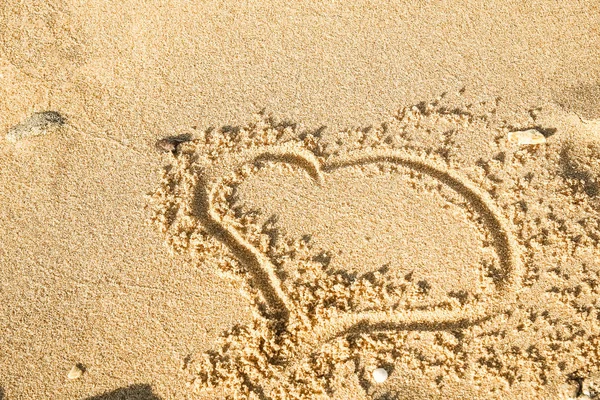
[197,144,522,346]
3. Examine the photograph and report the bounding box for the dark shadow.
[536,127,557,138]
[344,314,492,338]
[555,82,600,120]
[221,125,240,134]
[0,386,5,400]
[312,251,332,268]
[374,393,401,400]
[262,215,280,247]
[352,356,372,395]
[83,384,161,400]
[75,363,87,375]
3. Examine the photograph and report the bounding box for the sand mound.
[150,99,600,399]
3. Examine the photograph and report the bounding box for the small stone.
[67,364,85,380]
[155,136,191,153]
[6,111,65,142]
[507,129,547,145]
[372,367,388,383]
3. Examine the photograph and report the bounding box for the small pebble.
[155,136,190,153]
[6,111,65,142]
[507,129,547,145]
[372,367,388,383]
[67,364,84,380]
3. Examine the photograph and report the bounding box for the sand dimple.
[150,101,600,399]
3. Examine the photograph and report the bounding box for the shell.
[67,364,84,380]
[372,367,388,383]
[507,129,547,145]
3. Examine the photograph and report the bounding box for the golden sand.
[1,1,600,399]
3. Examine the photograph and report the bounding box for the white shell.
[372,367,388,383]
[67,364,84,380]
[507,129,546,145]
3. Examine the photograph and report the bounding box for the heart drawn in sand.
[151,121,525,396]
[198,144,522,341]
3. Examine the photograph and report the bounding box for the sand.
[1,1,600,399]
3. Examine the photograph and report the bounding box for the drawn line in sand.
[198,146,521,342]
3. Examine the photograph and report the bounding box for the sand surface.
[1,1,600,399]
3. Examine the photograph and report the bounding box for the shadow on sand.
[83,384,161,400]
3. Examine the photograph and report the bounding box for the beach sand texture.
[1,1,600,399]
